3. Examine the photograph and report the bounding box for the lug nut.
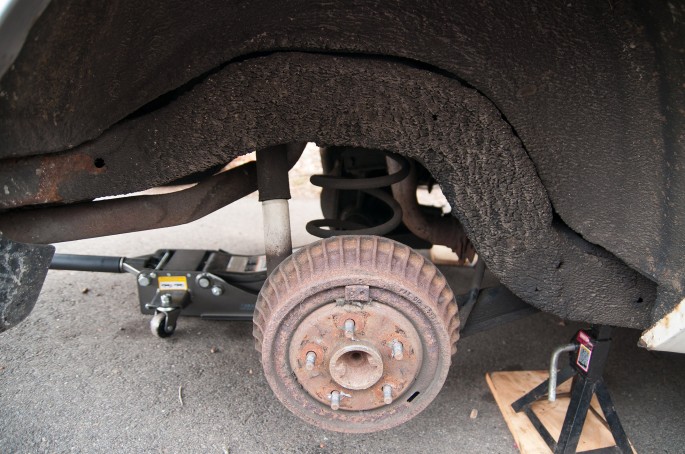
[329,391,341,410]
[344,319,355,339]
[383,384,393,405]
[211,285,224,296]
[305,351,316,371]
[137,274,151,287]
[392,340,404,360]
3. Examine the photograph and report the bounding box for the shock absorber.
[257,144,297,274]
[305,150,410,238]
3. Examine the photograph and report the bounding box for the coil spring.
[305,151,410,238]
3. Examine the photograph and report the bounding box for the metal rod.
[594,379,632,453]
[261,199,292,274]
[512,366,575,412]
[0,163,257,244]
[548,343,578,401]
[555,377,596,453]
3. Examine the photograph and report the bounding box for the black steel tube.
[50,254,124,273]
[256,145,291,201]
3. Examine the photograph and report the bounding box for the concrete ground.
[1,196,684,453]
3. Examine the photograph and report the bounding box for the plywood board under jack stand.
[485,371,636,453]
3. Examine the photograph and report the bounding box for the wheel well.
[0,52,656,327]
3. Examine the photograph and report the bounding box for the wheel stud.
[329,391,341,410]
[305,351,316,371]
[392,340,404,360]
[383,384,393,405]
[344,319,355,339]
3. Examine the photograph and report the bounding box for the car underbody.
[0,0,683,433]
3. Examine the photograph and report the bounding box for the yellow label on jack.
[158,276,188,291]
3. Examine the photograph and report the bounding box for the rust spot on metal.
[0,152,106,209]
[345,285,370,302]
[387,157,475,264]
[1,147,306,243]
[331,311,367,334]
[34,153,106,204]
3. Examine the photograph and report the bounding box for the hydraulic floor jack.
[50,249,267,337]
[49,145,290,338]
[49,246,538,339]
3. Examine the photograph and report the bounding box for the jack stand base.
[487,326,636,453]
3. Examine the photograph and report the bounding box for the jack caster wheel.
[253,235,459,433]
[150,311,176,338]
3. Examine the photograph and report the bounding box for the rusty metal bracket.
[387,157,474,264]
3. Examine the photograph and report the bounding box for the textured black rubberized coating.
[0,236,54,333]
[3,53,657,328]
[0,1,681,323]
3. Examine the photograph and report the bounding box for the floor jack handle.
[50,253,125,273]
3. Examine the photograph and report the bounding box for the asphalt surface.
[1,197,684,453]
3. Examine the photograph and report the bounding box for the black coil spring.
[305,151,410,238]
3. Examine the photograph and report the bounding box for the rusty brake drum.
[253,235,459,433]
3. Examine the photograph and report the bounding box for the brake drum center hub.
[329,342,384,390]
[289,301,422,411]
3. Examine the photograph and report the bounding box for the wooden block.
[485,370,636,454]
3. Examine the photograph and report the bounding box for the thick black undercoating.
[0,1,682,322]
[0,236,54,333]
[1,53,656,328]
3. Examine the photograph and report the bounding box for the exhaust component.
[387,157,475,264]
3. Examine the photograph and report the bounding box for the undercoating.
[0,0,682,324]
[0,236,54,333]
[1,53,656,328]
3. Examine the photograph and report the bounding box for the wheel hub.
[328,342,384,391]
[289,302,423,411]
[254,235,459,433]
